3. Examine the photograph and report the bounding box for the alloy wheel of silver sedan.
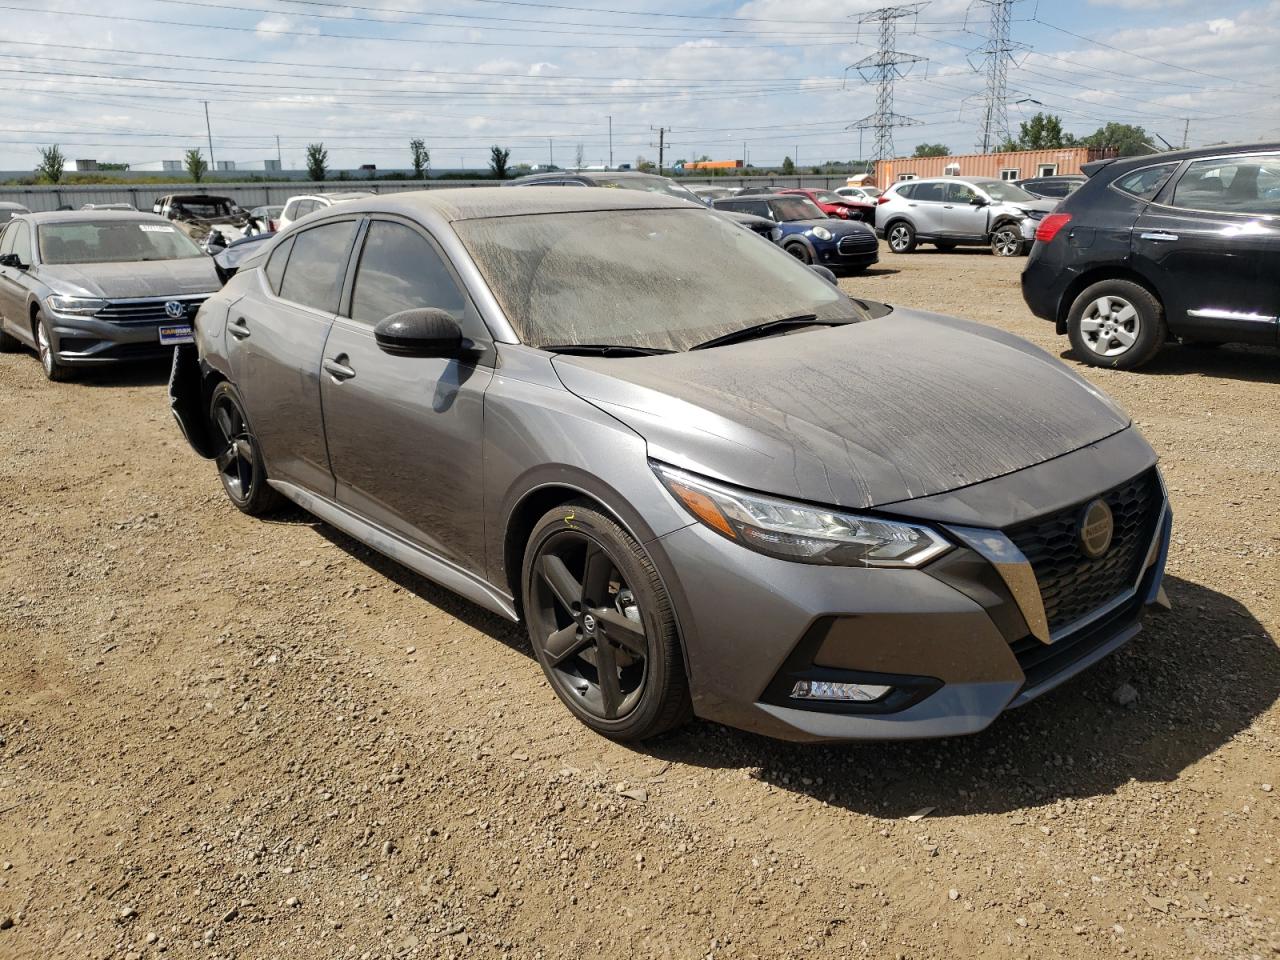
[1079,294,1141,358]
[990,225,1023,257]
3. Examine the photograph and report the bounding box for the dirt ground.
[1,249,1277,960]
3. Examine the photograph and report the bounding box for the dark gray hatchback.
[171,188,1172,742]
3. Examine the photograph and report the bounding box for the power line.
[849,4,928,171]
[968,0,1026,153]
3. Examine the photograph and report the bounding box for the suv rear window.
[1113,163,1178,201]
[1171,153,1280,216]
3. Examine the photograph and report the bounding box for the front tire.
[35,311,72,382]
[990,223,1025,257]
[1067,280,1166,370]
[784,241,814,265]
[522,502,691,741]
[886,221,916,253]
[208,381,283,515]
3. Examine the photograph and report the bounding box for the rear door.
[1133,151,1280,345]
[904,181,946,235]
[227,217,360,496]
[318,216,494,573]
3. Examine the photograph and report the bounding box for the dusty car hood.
[552,308,1131,509]
[38,259,222,299]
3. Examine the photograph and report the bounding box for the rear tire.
[886,221,916,253]
[208,381,283,516]
[522,502,692,741]
[1067,280,1166,370]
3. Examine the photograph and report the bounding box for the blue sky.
[0,0,1275,172]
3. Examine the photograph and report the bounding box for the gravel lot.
[1,249,1276,960]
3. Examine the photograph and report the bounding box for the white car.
[277,191,376,231]
[835,186,881,202]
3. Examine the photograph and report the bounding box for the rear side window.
[894,184,916,200]
[0,222,13,256]
[1171,153,1280,216]
[913,183,946,202]
[350,221,466,324]
[278,221,357,313]
[283,200,299,220]
[11,223,31,265]
[1113,163,1178,201]
[264,235,294,295]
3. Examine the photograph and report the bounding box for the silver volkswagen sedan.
[0,211,221,381]
[170,188,1172,743]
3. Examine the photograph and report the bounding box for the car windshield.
[595,176,702,205]
[455,208,864,353]
[769,197,826,221]
[38,220,205,264]
[979,181,1037,203]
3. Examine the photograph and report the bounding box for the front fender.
[168,344,219,459]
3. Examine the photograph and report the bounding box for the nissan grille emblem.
[1078,498,1115,560]
[164,300,186,320]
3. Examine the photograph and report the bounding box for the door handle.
[228,316,250,339]
[1139,232,1179,242]
[323,355,356,382]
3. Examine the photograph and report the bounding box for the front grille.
[1006,469,1162,636]
[837,235,877,255]
[97,297,207,325]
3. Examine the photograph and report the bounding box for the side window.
[946,182,977,204]
[895,184,915,200]
[264,235,294,295]
[278,221,357,313]
[1172,154,1280,216]
[350,221,466,324]
[12,223,31,265]
[1114,163,1178,201]
[0,222,14,256]
[746,201,773,218]
[913,183,945,202]
[283,200,299,220]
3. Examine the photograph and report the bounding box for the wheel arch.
[1055,266,1163,333]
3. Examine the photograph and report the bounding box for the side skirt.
[269,479,520,623]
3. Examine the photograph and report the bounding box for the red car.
[779,188,876,224]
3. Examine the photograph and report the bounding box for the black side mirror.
[969,196,988,206]
[374,308,471,359]
[0,253,23,268]
[808,264,838,286]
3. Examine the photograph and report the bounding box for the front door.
[227,218,360,495]
[940,182,991,239]
[1133,151,1280,346]
[319,217,494,574]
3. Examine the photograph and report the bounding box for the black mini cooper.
[1022,142,1280,369]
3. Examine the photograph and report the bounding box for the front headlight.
[653,463,951,567]
[46,295,109,315]
[810,226,833,241]
[769,227,783,242]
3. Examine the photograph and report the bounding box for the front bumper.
[650,430,1170,742]
[46,295,209,365]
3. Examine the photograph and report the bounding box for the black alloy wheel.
[208,381,282,515]
[523,503,690,740]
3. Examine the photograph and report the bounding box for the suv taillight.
[877,195,891,204]
[1035,212,1072,243]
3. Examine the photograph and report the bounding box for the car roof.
[508,170,663,185]
[0,201,28,210]
[289,191,375,202]
[1083,140,1280,177]
[304,186,698,222]
[20,210,175,225]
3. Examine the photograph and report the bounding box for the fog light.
[790,680,891,702]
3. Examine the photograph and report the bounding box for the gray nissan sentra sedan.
[0,211,221,380]
[169,188,1173,743]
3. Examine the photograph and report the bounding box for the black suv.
[1022,143,1280,369]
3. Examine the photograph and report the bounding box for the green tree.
[1081,122,1153,157]
[913,143,950,158]
[410,138,429,179]
[780,155,796,174]
[36,145,65,184]
[489,145,511,179]
[1019,113,1076,150]
[184,148,208,183]
[306,143,328,181]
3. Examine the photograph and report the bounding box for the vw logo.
[1078,498,1114,560]
[581,614,597,635]
[164,300,186,320]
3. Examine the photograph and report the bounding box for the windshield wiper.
[690,315,848,351]
[540,343,674,357]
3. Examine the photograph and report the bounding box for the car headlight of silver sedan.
[46,295,109,315]
[653,463,951,567]
[810,226,833,241]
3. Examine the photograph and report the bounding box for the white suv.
[875,177,1057,257]
[277,191,375,231]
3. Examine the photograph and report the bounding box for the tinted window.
[1114,163,1178,201]
[278,221,357,313]
[1172,154,1280,216]
[895,184,916,199]
[264,235,294,295]
[742,200,772,218]
[913,183,946,202]
[768,197,825,221]
[351,221,466,324]
[12,223,31,265]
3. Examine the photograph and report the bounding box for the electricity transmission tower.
[848,4,927,172]
[968,0,1027,153]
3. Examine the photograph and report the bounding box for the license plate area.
[158,323,193,345]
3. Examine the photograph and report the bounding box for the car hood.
[552,308,1131,509]
[38,259,222,299]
